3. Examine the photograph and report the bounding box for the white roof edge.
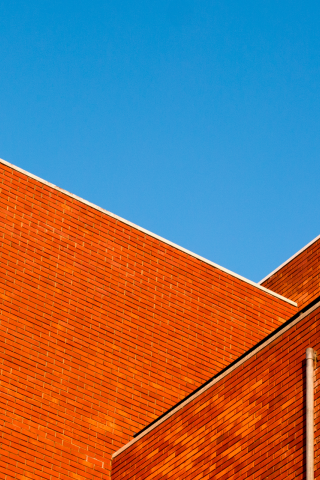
[112,298,320,460]
[259,234,320,285]
[0,157,296,307]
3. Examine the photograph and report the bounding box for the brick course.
[112,303,320,480]
[0,161,296,479]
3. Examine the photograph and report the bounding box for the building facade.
[0,158,318,479]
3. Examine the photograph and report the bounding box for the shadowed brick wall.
[0,161,296,479]
[112,304,320,480]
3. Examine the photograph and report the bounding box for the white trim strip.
[0,157,296,307]
[259,235,320,285]
[112,299,320,459]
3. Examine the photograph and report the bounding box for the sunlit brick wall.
[262,238,320,308]
[0,161,296,479]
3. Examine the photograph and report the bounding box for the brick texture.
[0,162,296,479]
[262,238,320,308]
[112,305,320,480]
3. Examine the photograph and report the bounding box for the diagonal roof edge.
[258,234,320,285]
[112,295,320,459]
[0,157,296,306]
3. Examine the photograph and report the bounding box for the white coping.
[259,234,320,285]
[112,298,320,459]
[0,157,296,307]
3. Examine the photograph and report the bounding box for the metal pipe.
[306,348,314,480]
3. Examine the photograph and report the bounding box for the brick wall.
[112,304,320,480]
[262,237,320,308]
[0,161,296,479]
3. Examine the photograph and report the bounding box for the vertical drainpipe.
[306,348,315,480]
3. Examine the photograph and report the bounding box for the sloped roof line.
[0,157,296,306]
[112,295,320,459]
[259,234,320,285]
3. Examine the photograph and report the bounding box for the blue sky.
[1,1,320,282]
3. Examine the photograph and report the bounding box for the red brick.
[0,161,297,479]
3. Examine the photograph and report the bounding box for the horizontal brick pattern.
[262,238,320,308]
[113,306,320,480]
[0,163,296,479]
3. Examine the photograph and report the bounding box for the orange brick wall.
[0,161,296,479]
[112,304,320,480]
[262,238,320,308]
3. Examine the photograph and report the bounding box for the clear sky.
[1,1,320,282]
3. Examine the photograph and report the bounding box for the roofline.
[112,295,320,459]
[0,157,296,306]
[258,234,320,285]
